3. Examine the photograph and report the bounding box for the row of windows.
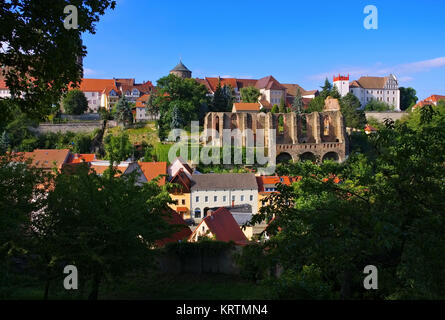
[195,195,254,203]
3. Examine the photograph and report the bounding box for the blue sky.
[82,0,445,100]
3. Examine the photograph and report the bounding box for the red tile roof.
[20,149,71,170]
[256,175,300,193]
[75,78,116,92]
[156,208,193,247]
[191,207,248,245]
[68,153,96,163]
[138,162,167,186]
[204,77,238,92]
[426,95,445,103]
[233,102,261,112]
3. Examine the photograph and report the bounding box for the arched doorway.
[277,152,293,164]
[203,207,210,217]
[322,152,339,162]
[299,152,316,162]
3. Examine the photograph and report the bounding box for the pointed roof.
[171,60,191,72]
[191,207,249,245]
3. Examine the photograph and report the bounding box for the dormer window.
[125,91,130,96]
[132,89,139,96]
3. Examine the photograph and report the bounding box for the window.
[232,195,235,201]
[250,195,253,201]
[181,199,185,205]
[223,196,226,202]
[196,196,199,202]
[194,208,201,218]
[205,196,208,202]
[214,196,217,202]
[241,195,244,201]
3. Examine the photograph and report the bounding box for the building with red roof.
[413,94,445,110]
[189,207,249,245]
[156,208,193,247]
[138,161,167,186]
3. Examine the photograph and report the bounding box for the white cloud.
[83,68,97,76]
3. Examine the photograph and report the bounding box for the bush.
[235,244,270,281]
[263,265,337,300]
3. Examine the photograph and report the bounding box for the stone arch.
[322,151,339,162]
[299,152,316,162]
[323,115,330,136]
[203,207,210,217]
[277,152,293,164]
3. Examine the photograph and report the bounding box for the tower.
[170,60,192,79]
[333,74,349,97]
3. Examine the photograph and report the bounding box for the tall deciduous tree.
[340,93,367,129]
[0,0,116,121]
[251,106,445,299]
[240,86,261,103]
[104,131,134,163]
[399,87,418,111]
[35,164,174,300]
[62,90,89,115]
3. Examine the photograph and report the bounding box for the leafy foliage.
[364,100,394,111]
[0,0,115,120]
[114,96,133,125]
[251,106,445,299]
[399,87,418,111]
[104,131,134,163]
[340,93,367,129]
[62,90,89,115]
[240,86,261,103]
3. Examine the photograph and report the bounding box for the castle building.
[170,60,192,79]
[333,74,400,111]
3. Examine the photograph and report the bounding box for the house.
[18,149,72,173]
[168,168,192,219]
[189,207,249,245]
[156,207,193,247]
[413,94,445,109]
[195,73,317,108]
[168,157,194,180]
[190,173,258,221]
[334,74,400,110]
[89,160,148,184]
[282,83,319,110]
[232,102,261,113]
[256,175,300,209]
[68,153,97,163]
[364,124,378,135]
[138,161,167,186]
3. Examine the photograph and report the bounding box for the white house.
[190,173,258,221]
[333,74,400,111]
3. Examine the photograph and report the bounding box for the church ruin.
[203,97,348,163]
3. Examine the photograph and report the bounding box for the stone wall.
[365,111,408,123]
[30,121,117,135]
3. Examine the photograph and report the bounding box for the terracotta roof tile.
[233,102,261,112]
[138,162,167,186]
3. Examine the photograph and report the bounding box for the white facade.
[334,74,400,111]
[0,89,10,98]
[191,188,258,220]
[83,91,106,113]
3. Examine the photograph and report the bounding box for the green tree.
[251,106,445,299]
[154,74,209,140]
[62,90,89,115]
[399,87,418,111]
[0,0,115,121]
[35,164,175,300]
[170,105,183,129]
[104,132,134,163]
[279,98,287,113]
[340,93,367,129]
[240,86,261,103]
[271,104,279,113]
[364,99,394,111]
[115,96,133,126]
[0,131,10,154]
[212,81,234,112]
[145,94,158,119]
[305,96,324,113]
[320,78,332,99]
[292,88,304,113]
[330,85,341,99]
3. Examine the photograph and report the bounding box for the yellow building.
[168,168,192,219]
